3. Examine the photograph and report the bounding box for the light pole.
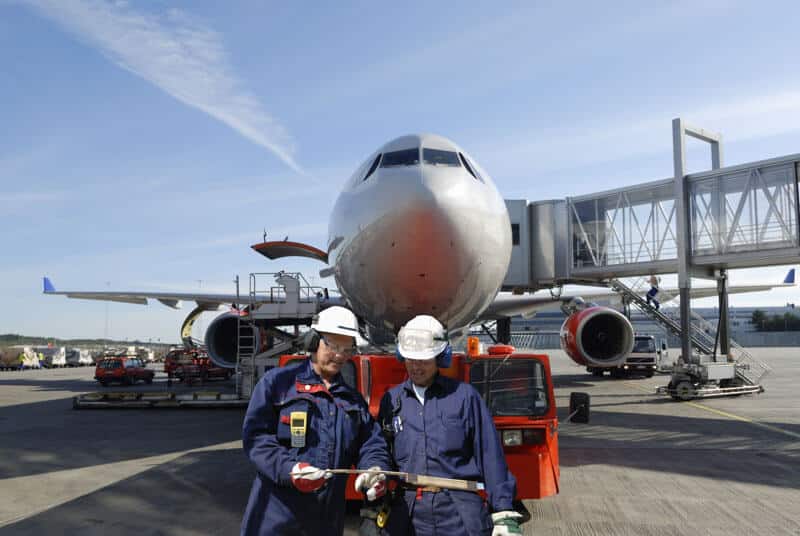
[104,281,111,346]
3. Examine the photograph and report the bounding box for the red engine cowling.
[560,306,634,367]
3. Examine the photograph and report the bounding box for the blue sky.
[1,0,798,343]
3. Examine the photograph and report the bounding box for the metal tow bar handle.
[289,468,485,492]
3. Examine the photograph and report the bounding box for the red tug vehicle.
[279,340,564,502]
[164,348,233,386]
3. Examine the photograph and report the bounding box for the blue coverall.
[241,358,389,536]
[378,374,517,536]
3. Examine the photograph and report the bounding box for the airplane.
[43,134,797,371]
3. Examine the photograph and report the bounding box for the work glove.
[491,511,523,535]
[354,466,387,501]
[290,462,332,493]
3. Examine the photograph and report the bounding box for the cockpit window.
[380,148,419,167]
[363,154,382,181]
[459,153,483,182]
[423,148,460,167]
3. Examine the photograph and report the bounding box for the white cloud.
[23,0,302,172]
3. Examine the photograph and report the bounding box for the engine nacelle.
[204,312,260,369]
[560,306,634,367]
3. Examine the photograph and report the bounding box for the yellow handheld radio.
[290,411,308,448]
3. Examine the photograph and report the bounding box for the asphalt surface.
[0,349,798,535]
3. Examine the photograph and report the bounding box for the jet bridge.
[505,149,799,288]
[504,118,799,399]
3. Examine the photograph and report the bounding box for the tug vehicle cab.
[278,345,560,501]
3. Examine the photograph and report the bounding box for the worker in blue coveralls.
[373,315,523,535]
[241,306,390,536]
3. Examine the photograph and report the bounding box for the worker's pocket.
[439,415,467,453]
[450,491,493,534]
[392,426,413,463]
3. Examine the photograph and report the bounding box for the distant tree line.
[750,310,800,331]
[0,333,154,347]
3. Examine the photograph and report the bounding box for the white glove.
[353,466,387,501]
[491,511,523,535]
[290,462,332,493]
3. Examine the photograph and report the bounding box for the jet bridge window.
[380,148,420,167]
[511,223,520,246]
[423,148,460,166]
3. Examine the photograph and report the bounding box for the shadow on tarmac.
[0,396,244,480]
[0,449,253,536]
[555,405,800,490]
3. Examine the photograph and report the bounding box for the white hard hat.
[397,315,448,360]
[311,306,360,340]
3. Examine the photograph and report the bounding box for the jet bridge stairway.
[609,278,770,400]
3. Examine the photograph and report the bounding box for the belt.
[401,484,443,496]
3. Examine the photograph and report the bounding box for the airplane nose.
[343,168,484,329]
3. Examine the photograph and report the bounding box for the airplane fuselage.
[328,134,511,336]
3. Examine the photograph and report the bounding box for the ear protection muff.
[395,348,405,363]
[436,345,452,368]
[304,329,320,353]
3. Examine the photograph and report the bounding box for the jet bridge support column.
[717,269,730,359]
[672,118,723,364]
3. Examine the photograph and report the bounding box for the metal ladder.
[235,276,257,398]
[610,278,771,386]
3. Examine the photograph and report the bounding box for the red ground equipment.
[278,344,560,501]
[94,356,154,386]
[165,348,232,385]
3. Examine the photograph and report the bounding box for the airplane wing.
[42,277,342,310]
[480,268,796,320]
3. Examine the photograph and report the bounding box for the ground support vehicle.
[5,348,42,370]
[587,335,660,379]
[165,349,233,386]
[658,359,764,401]
[278,345,563,502]
[35,347,67,368]
[65,348,94,367]
[95,357,155,386]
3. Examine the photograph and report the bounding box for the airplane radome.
[328,134,511,339]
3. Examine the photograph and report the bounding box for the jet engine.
[559,306,634,367]
[204,312,260,369]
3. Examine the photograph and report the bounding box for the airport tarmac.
[0,348,798,535]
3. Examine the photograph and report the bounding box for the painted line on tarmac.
[681,402,800,440]
[624,380,800,441]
